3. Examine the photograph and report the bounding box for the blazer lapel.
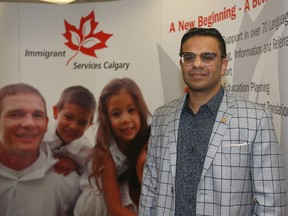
[200,91,235,181]
[168,96,186,179]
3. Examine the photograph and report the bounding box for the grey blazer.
[139,90,287,216]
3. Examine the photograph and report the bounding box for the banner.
[1,0,288,213]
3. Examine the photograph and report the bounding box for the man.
[139,28,287,215]
[0,83,80,216]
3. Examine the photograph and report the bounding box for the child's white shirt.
[44,124,93,174]
[74,140,137,215]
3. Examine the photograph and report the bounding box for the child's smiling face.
[53,103,93,144]
[107,89,141,147]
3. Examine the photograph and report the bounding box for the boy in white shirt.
[45,85,96,175]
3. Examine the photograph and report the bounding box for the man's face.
[0,94,48,155]
[180,35,228,97]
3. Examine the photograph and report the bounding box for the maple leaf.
[63,11,113,66]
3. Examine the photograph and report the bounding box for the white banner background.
[1,0,288,200]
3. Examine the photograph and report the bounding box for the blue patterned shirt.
[175,88,224,216]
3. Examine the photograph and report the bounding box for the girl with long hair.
[74,77,150,216]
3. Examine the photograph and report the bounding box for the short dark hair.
[0,83,47,114]
[180,27,227,58]
[55,85,96,123]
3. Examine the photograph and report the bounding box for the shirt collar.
[206,87,224,115]
[184,87,224,115]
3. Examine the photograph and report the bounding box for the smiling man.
[139,28,287,216]
[0,83,80,216]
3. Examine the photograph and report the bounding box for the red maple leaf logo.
[63,11,113,66]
